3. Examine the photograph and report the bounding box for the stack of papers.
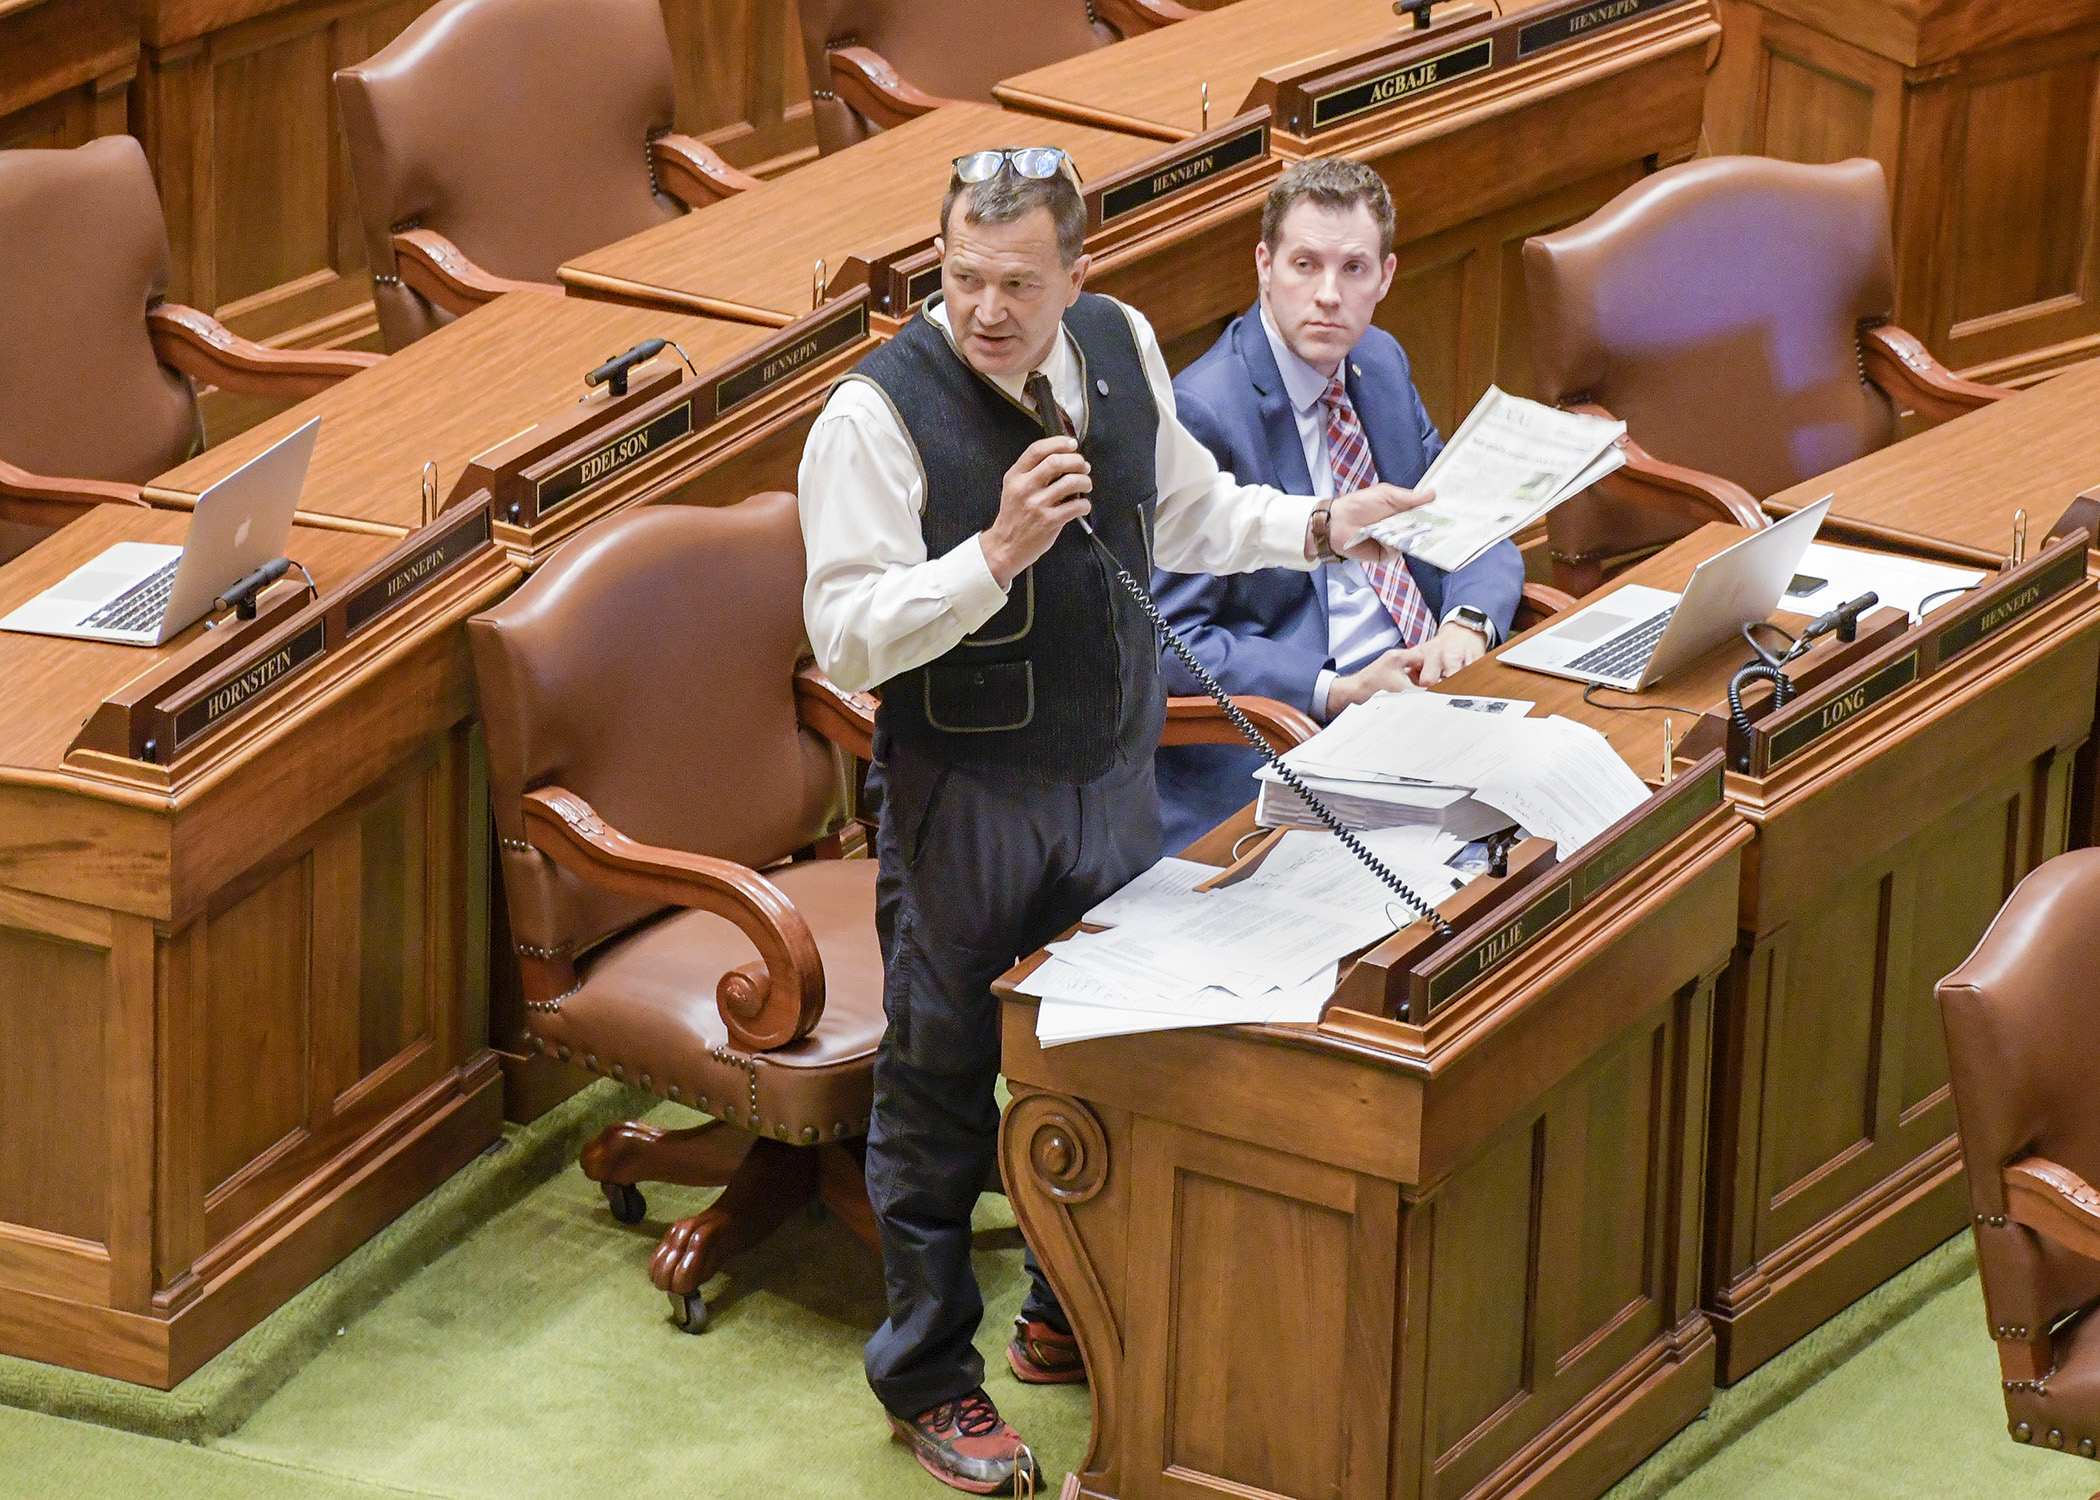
[1256,692,1652,856]
[1363,386,1626,573]
[1019,829,1474,1046]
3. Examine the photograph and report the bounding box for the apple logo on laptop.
[235,518,251,548]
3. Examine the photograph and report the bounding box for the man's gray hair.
[1261,157,1396,258]
[941,168,1087,266]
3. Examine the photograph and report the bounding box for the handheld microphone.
[585,339,669,398]
[215,557,293,621]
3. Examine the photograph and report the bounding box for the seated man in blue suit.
[1155,158,1524,849]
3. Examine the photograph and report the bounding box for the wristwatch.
[1449,605,1492,643]
[1308,504,1341,564]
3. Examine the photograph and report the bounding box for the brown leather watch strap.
[1309,503,1340,563]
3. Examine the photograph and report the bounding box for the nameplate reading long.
[715,301,869,417]
[1312,39,1493,130]
[170,618,326,752]
[1099,120,1267,225]
[1764,650,1918,770]
[1424,878,1573,1016]
[344,505,492,636]
[1932,545,2086,665]
[534,401,694,516]
[1518,0,1673,56]
[1573,761,1722,905]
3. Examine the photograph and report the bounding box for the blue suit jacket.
[1153,305,1524,851]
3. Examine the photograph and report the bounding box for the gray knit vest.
[851,294,1161,783]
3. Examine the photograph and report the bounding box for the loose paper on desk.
[1788,542,1985,623]
[1361,387,1625,574]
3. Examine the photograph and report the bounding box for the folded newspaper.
[1364,386,1626,573]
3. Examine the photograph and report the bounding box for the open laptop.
[1500,496,1833,691]
[0,417,319,647]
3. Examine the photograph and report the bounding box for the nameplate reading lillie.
[165,617,328,757]
[1420,877,1574,1018]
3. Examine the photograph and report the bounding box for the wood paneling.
[0,0,137,152]
[0,929,112,1245]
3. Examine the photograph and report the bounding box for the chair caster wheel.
[602,1181,646,1224]
[669,1290,708,1333]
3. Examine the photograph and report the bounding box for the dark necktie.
[1024,371,1075,439]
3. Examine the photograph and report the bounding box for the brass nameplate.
[1572,757,1723,905]
[343,504,493,637]
[1765,650,1919,771]
[902,262,944,312]
[1312,38,1493,130]
[1420,877,1573,1017]
[1518,0,1674,56]
[533,400,695,517]
[166,617,327,756]
[714,299,870,417]
[1095,117,1269,227]
[1932,543,2086,665]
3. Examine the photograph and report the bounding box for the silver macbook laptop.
[0,417,318,647]
[1500,496,1833,691]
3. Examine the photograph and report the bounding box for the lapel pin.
[1352,363,1363,377]
[1097,378,1110,395]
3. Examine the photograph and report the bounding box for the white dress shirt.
[800,297,1317,693]
[1257,305,1494,722]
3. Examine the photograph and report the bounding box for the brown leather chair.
[336,0,765,351]
[797,0,1197,155]
[1940,848,2100,1470]
[1524,156,2009,595]
[0,136,379,564]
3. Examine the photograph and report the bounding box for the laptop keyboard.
[1565,605,1677,681]
[81,559,180,634]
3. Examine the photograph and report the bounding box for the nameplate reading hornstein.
[1932,543,2086,666]
[1097,119,1268,227]
[1421,877,1574,1017]
[1518,0,1674,57]
[715,299,870,418]
[168,617,327,754]
[1312,39,1494,131]
[344,504,493,637]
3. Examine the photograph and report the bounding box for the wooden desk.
[1705,0,2100,388]
[1000,778,1750,1500]
[994,0,1716,434]
[0,501,516,1386]
[560,103,1167,328]
[1450,523,2100,1382]
[0,0,134,150]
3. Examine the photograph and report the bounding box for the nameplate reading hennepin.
[534,401,694,516]
[171,618,326,752]
[1766,650,1919,770]
[1932,545,2086,664]
[1312,39,1493,130]
[1099,120,1267,225]
[344,506,492,636]
[715,301,869,417]
[1424,879,1574,1016]
[1518,0,1674,57]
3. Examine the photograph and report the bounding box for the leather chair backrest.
[795,0,1114,154]
[0,136,199,484]
[1940,849,2100,1357]
[1525,156,1899,564]
[336,0,684,349]
[469,494,847,964]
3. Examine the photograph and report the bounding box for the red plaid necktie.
[1320,375,1436,647]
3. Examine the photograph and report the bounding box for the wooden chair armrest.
[794,662,878,762]
[1092,0,1201,34]
[1861,323,2011,428]
[521,785,824,1052]
[2005,1157,2100,1262]
[1564,402,1768,533]
[1515,582,1580,631]
[650,133,765,210]
[391,228,558,321]
[1161,695,1319,754]
[827,46,957,130]
[147,304,381,398]
[0,457,146,519]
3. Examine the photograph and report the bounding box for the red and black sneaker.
[889,1387,1043,1494]
[1007,1316,1087,1385]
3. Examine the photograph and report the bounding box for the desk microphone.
[1802,592,1880,645]
[215,557,293,620]
[585,339,669,397]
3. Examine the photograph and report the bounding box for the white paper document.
[1787,542,1985,623]
[1361,386,1626,573]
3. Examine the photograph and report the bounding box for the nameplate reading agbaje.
[1097,118,1268,227]
[1765,651,1919,770]
[1573,758,1723,905]
[344,505,493,637]
[1932,543,2086,666]
[1312,39,1493,130]
[533,400,695,517]
[1518,0,1673,56]
[714,299,870,418]
[1422,878,1574,1017]
[169,618,327,754]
